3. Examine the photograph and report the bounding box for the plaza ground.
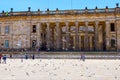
[0,59,120,80]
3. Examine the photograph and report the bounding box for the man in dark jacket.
[32,54,35,60]
[3,55,7,64]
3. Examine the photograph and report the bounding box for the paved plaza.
[0,59,120,80]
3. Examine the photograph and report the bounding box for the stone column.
[62,36,65,50]
[79,36,81,50]
[105,21,110,51]
[99,25,103,50]
[116,20,120,51]
[95,21,99,51]
[9,23,12,49]
[84,21,89,51]
[46,23,50,50]
[90,36,92,51]
[73,36,75,50]
[28,22,31,48]
[65,22,69,50]
[75,22,79,50]
[56,22,61,50]
[37,23,41,48]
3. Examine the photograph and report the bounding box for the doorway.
[32,40,36,48]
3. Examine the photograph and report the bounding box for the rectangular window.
[111,39,115,47]
[5,26,9,33]
[32,25,36,33]
[110,23,115,32]
[5,40,9,48]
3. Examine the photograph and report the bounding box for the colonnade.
[32,21,115,51]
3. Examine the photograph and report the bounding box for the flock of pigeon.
[0,59,120,80]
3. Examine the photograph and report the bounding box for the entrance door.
[32,40,36,48]
[81,36,84,51]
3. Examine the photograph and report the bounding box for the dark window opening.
[1,43,3,46]
[110,23,115,32]
[32,40,36,48]
[41,33,43,37]
[32,25,36,33]
[44,34,46,38]
[5,26,9,34]
[81,36,84,51]
[5,40,9,48]
[111,39,115,47]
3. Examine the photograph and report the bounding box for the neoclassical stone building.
[0,4,120,51]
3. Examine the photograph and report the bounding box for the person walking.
[10,54,12,59]
[32,54,35,60]
[21,54,23,62]
[25,54,28,60]
[2,55,7,64]
[0,53,2,63]
[81,54,85,62]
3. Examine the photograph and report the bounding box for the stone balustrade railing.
[0,7,119,17]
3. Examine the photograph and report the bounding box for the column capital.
[46,22,50,26]
[75,21,78,26]
[106,20,110,23]
[65,22,69,25]
[56,22,59,26]
[105,21,110,26]
[95,21,99,24]
[85,21,89,26]
[39,22,42,25]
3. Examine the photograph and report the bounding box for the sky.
[0,0,120,12]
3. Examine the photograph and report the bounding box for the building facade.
[0,4,120,51]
